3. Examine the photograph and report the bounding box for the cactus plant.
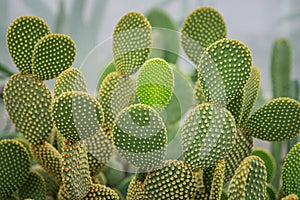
[0,6,299,200]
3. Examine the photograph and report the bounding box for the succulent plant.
[1,6,299,200]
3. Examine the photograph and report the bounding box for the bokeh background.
[0,0,299,149]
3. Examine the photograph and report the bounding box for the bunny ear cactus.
[83,184,120,200]
[3,74,53,145]
[112,104,167,171]
[137,58,174,112]
[32,33,76,80]
[113,12,151,75]
[282,194,299,200]
[228,156,267,200]
[282,142,300,197]
[54,68,87,98]
[6,16,50,74]
[18,170,46,200]
[127,176,145,200]
[181,103,236,170]
[181,7,226,65]
[0,139,31,197]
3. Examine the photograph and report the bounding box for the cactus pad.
[181,7,226,65]
[82,129,114,175]
[98,72,135,133]
[19,170,46,200]
[137,58,174,112]
[127,176,145,200]
[6,16,50,74]
[223,128,253,183]
[282,194,299,200]
[61,141,92,199]
[209,160,226,200]
[282,142,300,197]
[197,39,252,106]
[0,139,31,197]
[54,68,87,98]
[228,156,267,200]
[245,98,300,141]
[31,142,62,184]
[144,160,196,199]
[32,33,76,80]
[252,148,276,183]
[82,184,120,200]
[52,91,104,143]
[113,12,151,75]
[113,104,167,171]
[3,74,53,145]
[181,103,236,169]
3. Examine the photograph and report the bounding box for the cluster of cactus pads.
[0,7,299,200]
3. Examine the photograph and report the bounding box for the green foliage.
[143,160,196,199]
[282,142,300,197]
[228,156,267,200]
[98,71,135,135]
[181,103,236,170]
[54,68,87,98]
[245,98,300,141]
[3,74,53,145]
[112,104,167,171]
[147,8,179,64]
[137,58,174,112]
[181,7,226,65]
[113,12,151,75]
[6,16,50,74]
[32,33,76,80]
[52,91,104,143]
[61,141,92,199]
[19,170,46,200]
[252,148,276,183]
[0,139,30,197]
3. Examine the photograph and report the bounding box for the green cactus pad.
[197,39,252,106]
[0,196,18,200]
[252,148,276,183]
[223,128,253,183]
[181,7,226,65]
[61,141,92,199]
[113,12,151,75]
[144,160,196,199]
[113,104,167,171]
[33,166,59,198]
[282,194,299,200]
[194,79,208,105]
[0,139,31,197]
[3,74,53,145]
[19,170,46,200]
[127,176,145,200]
[52,91,104,143]
[228,156,267,200]
[32,33,76,80]
[57,185,72,200]
[240,66,261,124]
[209,160,226,200]
[31,142,62,184]
[137,58,174,112]
[98,72,135,134]
[82,184,120,200]
[245,98,300,141]
[6,16,50,74]
[54,68,87,98]
[282,142,300,197]
[181,103,236,170]
[82,129,114,175]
